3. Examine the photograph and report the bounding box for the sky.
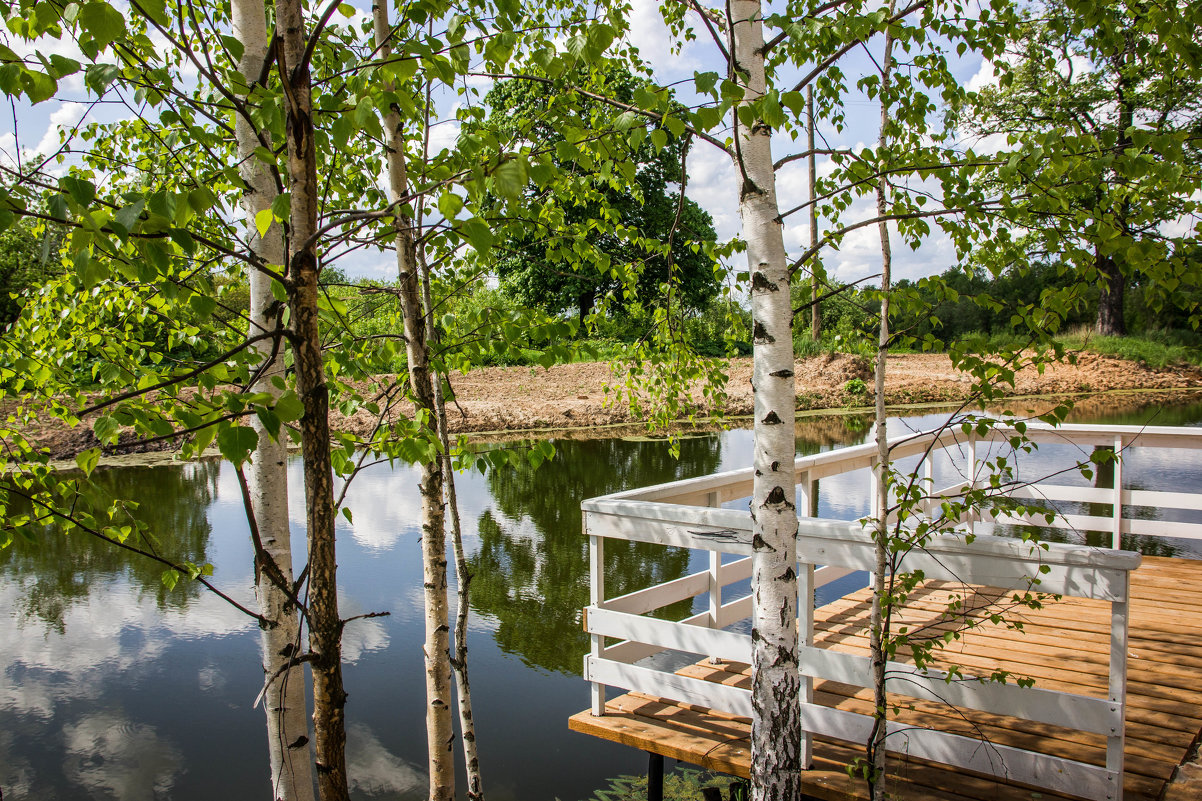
[0,0,999,286]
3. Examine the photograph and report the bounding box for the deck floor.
[569,556,1202,801]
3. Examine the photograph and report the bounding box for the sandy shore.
[10,351,1202,460]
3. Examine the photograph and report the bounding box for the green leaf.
[93,415,119,444]
[273,390,304,423]
[75,447,101,476]
[78,1,127,53]
[217,425,259,464]
[255,208,274,238]
[113,198,145,234]
[461,217,494,254]
[48,55,81,79]
[437,191,463,221]
[492,157,529,201]
[84,63,121,94]
[59,176,96,207]
[191,422,219,454]
[21,70,56,104]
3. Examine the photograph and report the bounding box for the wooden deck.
[570,556,1202,801]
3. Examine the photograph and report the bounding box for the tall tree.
[370,2,453,796]
[963,0,1202,335]
[273,0,351,796]
[232,0,315,797]
[482,67,722,325]
[868,5,898,796]
[728,1,802,798]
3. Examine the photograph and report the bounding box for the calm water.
[3,395,1202,801]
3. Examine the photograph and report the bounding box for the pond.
[3,393,1202,801]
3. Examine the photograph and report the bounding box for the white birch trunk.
[868,9,898,797]
[731,2,802,799]
[371,5,454,799]
[419,252,485,799]
[807,86,821,342]
[232,2,315,799]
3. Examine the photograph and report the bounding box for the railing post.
[797,472,815,769]
[589,529,606,715]
[706,491,723,665]
[923,450,935,520]
[1112,435,1124,550]
[1106,571,1130,801]
[966,433,979,533]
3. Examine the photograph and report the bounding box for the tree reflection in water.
[468,435,722,674]
[0,460,219,630]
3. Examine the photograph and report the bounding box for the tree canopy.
[962,0,1202,335]
[481,65,722,324]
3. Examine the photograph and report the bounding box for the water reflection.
[469,436,721,674]
[1,396,1201,801]
[63,712,183,801]
[1,461,219,629]
[346,723,425,797]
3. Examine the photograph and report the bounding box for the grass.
[1063,329,1202,368]
[789,328,1202,370]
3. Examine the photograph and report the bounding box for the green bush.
[576,768,741,801]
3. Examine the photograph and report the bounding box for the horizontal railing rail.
[580,422,1202,801]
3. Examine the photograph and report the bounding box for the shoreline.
[8,352,1200,465]
[38,383,1202,472]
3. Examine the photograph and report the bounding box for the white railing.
[582,422,1202,801]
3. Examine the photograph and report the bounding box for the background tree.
[962,0,1202,336]
[0,218,63,329]
[482,65,723,326]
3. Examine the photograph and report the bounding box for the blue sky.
[2,0,998,286]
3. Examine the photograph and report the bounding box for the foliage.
[577,768,741,801]
[0,217,64,328]
[481,64,725,324]
[958,0,1202,335]
[468,436,719,673]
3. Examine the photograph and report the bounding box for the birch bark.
[370,5,454,799]
[232,1,315,798]
[807,86,821,342]
[275,0,350,797]
[419,251,485,800]
[730,1,801,799]
[868,7,898,797]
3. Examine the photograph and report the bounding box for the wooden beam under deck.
[569,556,1202,801]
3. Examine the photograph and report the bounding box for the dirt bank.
[13,352,1202,460]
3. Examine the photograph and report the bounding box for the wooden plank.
[575,548,1201,801]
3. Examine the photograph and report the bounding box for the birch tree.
[232,0,316,797]
[370,2,454,796]
[728,2,802,798]
[868,5,898,795]
[270,0,353,795]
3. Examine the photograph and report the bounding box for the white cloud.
[624,0,702,77]
[33,103,86,157]
[966,58,998,93]
[346,722,424,797]
[63,712,183,801]
[685,142,738,241]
